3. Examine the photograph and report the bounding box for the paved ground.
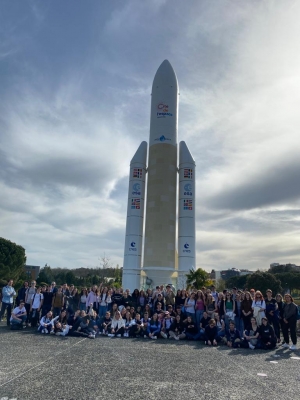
[0,325,299,400]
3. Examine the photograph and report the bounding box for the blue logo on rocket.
[129,241,137,252]
[155,135,171,142]
[132,183,141,196]
[183,243,191,253]
[184,183,192,196]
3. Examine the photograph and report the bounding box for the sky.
[0,0,299,273]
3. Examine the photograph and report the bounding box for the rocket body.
[122,60,196,291]
[143,60,178,285]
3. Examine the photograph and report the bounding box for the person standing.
[281,294,298,351]
[16,281,29,306]
[25,281,37,326]
[0,279,16,326]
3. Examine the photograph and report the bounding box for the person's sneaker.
[249,343,255,350]
[107,334,114,337]
[151,336,157,340]
[102,329,106,335]
[41,329,45,334]
[160,332,167,339]
[50,331,55,335]
[289,344,297,350]
[175,336,179,341]
[282,343,290,348]
[116,334,121,338]
[88,334,95,339]
[144,335,147,338]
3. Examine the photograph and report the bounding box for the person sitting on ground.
[101,311,112,335]
[160,311,173,339]
[52,320,70,337]
[214,313,225,339]
[204,319,219,346]
[10,300,27,329]
[109,310,126,337]
[241,316,259,349]
[258,317,277,350]
[124,311,134,337]
[38,311,53,334]
[140,312,150,336]
[129,312,143,337]
[145,313,161,340]
[184,315,201,340]
[67,310,82,336]
[78,312,96,338]
[224,321,241,348]
[169,314,186,340]
[199,311,210,337]
[89,309,100,335]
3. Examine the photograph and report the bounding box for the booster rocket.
[122,60,196,291]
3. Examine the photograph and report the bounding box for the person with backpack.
[25,281,37,326]
[30,286,44,327]
[0,279,16,326]
[52,287,64,317]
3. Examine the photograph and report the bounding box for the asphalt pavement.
[0,325,299,400]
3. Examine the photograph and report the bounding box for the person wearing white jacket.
[38,311,53,334]
[108,311,125,337]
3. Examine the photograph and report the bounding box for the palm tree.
[186,268,210,289]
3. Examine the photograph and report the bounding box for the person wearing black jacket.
[41,286,53,316]
[16,282,29,306]
[169,314,185,340]
[281,294,298,350]
[258,317,276,349]
[111,290,123,307]
[184,316,201,340]
[204,319,219,346]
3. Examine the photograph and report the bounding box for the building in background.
[24,265,40,280]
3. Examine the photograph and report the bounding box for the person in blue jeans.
[1,279,16,326]
[10,301,27,329]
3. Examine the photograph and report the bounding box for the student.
[124,311,133,337]
[52,320,70,336]
[41,286,53,316]
[223,292,235,330]
[265,289,280,341]
[241,317,259,349]
[195,291,206,329]
[86,285,99,313]
[169,314,186,340]
[234,293,244,336]
[79,288,88,311]
[30,287,44,327]
[252,291,266,325]
[281,294,298,350]
[184,293,196,322]
[199,311,210,337]
[258,317,277,350]
[160,311,173,339]
[38,311,53,334]
[10,300,27,329]
[241,291,253,330]
[109,311,125,337]
[98,288,109,320]
[102,311,112,335]
[206,294,217,320]
[140,312,150,336]
[145,313,161,340]
[52,287,64,317]
[129,313,143,337]
[225,321,241,348]
[204,319,219,346]
[184,315,201,340]
[25,281,36,325]
[214,313,225,338]
[0,279,16,326]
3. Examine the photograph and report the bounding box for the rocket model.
[122,60,196,291]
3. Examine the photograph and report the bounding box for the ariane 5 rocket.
[122,60,196,290]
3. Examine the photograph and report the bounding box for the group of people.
[1,279,299,350]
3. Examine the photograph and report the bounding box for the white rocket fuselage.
[143,60,178,286]
[122,60,196,291]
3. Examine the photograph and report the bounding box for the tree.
[0,237,26,285]
[274,272,300,292]
[186,268,210,289]
[246,271,282,295]
[37,265,54,285]
[226,275,249,290]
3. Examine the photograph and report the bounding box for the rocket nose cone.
[153,59,178,89]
